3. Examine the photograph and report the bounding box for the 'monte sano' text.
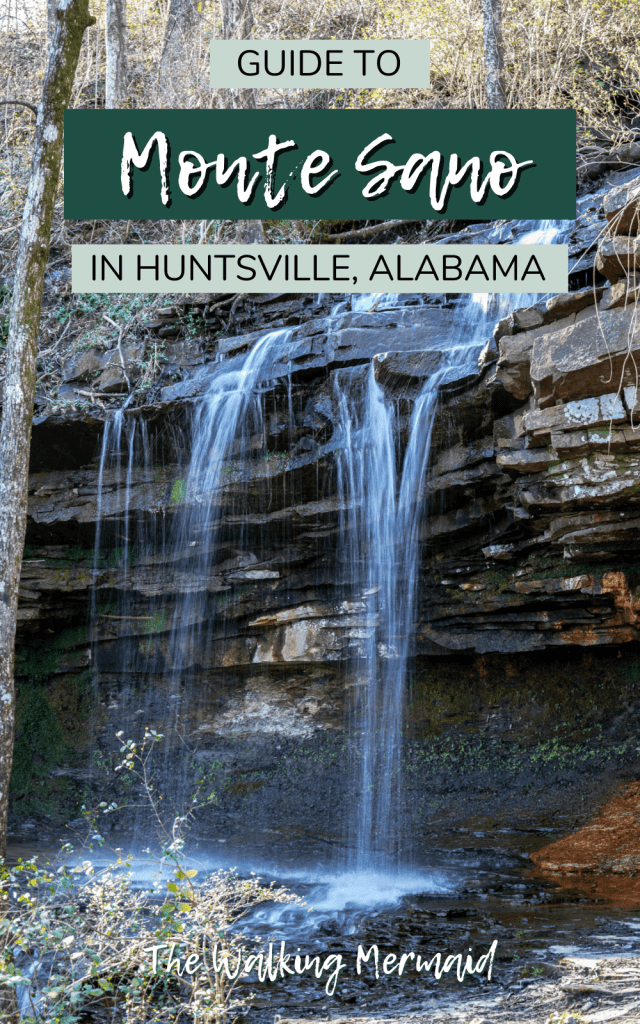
[121,131,534,211]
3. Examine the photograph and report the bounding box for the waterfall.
[89,216,571,862]
[92,328,294,816]
[161,327,295,800]
[334,317,489,872]
[335,217,572,873]
[334,365,399,870]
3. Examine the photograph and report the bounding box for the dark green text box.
[64,108,576,220]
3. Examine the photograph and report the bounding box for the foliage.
[0,730,302,1023]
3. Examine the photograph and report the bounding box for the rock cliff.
[10,161,640,859]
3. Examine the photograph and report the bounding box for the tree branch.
[319,220,423,242]
[0,98,37,115]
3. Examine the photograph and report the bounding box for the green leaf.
[177,902,192,913]
[166,881,178,893]
[184,869,198,878]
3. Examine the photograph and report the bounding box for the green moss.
[12,618,96,817]
[139,608,169,653]
[170,478,187,505]
[15,625,89,681]
[9,673,94,816]
[11,688,67,804]
[527,554,640,584]
[98,545,143,569]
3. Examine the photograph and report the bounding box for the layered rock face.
[12,167,640,852]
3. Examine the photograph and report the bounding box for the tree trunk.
[105,0,127,109]
[219,0,265,243]
[220,0,253,42]
[157,0,197,102]
[483,0,506,109]
[0,0,95,862]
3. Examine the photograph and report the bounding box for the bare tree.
[157,0,198,100]
[483,0,507,109]
[0,0,95,861]
[221,0,253,46]
[105,0,128,108]
[219,0,265,242]
[220,0,255,111]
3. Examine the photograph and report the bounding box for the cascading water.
[89,217,572,877]
[333,217,573,875]
[161,326,295,795]
[91,328,295,815]
[333,365,399,871]
[334,319,492,873]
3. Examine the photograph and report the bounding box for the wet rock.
[493,314,514,342]
[373,350,442,392]
[160,308,456,405]
[531,779,640,876]
[477,335,499,372]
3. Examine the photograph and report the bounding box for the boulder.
[603,173,640,234]
[488,310,590,401]
[496,448,557,474]
[596,235,640,282]
[477,335,499,372]
[488,333,537,400]
[550,431,590,458]
[62,346,110,383]
[373,349,442,392]
[529,305,640,407]
[93,342,145,393]
[545,287,603,318]
[599,271,640,311]
[512,305,545,330]
[608,140,640,170]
